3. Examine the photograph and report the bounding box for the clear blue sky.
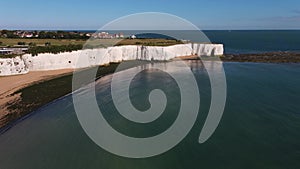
[0,0,300,30]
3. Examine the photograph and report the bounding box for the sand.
[0,69,74,125]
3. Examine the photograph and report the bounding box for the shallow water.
[0,61,299,169]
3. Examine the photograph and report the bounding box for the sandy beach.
[0,61,148,129]
[0,69,74,128]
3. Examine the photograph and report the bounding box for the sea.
[0,31,299,169]
[90,30,300,54]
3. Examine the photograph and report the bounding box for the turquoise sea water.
[0,61,299,169]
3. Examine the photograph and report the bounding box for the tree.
[38,31,46,38]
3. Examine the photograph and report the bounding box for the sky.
[0,0,300,30]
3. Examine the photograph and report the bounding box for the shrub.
[17,42,26,45]
[28,44,83,56]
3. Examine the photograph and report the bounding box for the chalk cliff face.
[0,43,223,76]
[0,57,29,76]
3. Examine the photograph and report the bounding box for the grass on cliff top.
[0,38,86,46]
[0,54,20,58]
[0,38,183,58]
[115,38,183,46]
[0,38,182,47]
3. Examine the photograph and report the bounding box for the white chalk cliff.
[0,43,223,76]
[0,56,29,76]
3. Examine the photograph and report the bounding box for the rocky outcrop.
[0,43,223,76]
[222,52,300,63]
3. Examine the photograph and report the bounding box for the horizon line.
[1,29,300,31]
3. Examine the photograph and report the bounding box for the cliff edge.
[0,43,223,76]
